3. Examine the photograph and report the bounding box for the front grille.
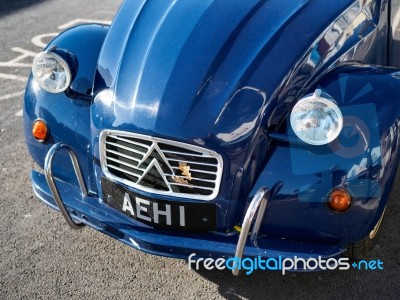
[100,130,223,201]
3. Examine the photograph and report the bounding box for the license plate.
[101,178,216,231]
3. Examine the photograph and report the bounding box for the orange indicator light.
[32,119,48,142]
[328,189,352,212]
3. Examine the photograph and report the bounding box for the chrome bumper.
[44,143,271,275]
[232,188,269,275]
[44,143,87,229]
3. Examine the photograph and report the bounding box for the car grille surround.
[99,130,223,201]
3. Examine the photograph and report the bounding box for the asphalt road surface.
[1,1,400,299]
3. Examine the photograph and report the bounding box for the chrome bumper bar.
[232,187,270,276]
[44,143,87,229]
[44,143,270,273]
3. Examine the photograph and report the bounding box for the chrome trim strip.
[100,130,224,201]
[232,188,269,276]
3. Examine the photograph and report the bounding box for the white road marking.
[9,48,37,62]
[0,73,27,83]
[0,62,31,68]
[0,47,37,68]
[1,18,111,120]
[58,18,111,30]
[31,33,59,49]
[0,91,25,101]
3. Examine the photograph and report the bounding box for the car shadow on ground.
[194,176,400,299]
[0,0,48,18]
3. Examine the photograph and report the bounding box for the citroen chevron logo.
[136,144,193,188]
[137,157,172,190]
[136,144,174,190]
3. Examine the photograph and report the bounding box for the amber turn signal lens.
[328,189,352,212]
[32,119,48,142]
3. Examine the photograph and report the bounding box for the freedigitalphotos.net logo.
[188,254,384,275]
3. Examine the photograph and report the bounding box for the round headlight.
[290,90,343,145]
[32,49,71,93]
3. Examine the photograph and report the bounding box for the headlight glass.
[290,90,343,145]
[32,51,71,93]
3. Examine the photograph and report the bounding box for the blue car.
[24,0,400,274]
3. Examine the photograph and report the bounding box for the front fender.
[24,24,109,193]
[44,24,109,98]
[247,64,400,245]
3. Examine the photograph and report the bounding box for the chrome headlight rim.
[290,90,343,146]
[32,48,72,94]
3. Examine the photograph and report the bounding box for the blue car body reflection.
[23,0,400,264]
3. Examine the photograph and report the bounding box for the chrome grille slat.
[162,150,207,158]
[107,165,141,179]
[100,130,223,201]
[166,158,218,167]
[109,135,151,150]
[106,149,141,163]
[106,157,140,170]
[166,175,216,183]
[171,166,216,175]
[105,141,145,158]
[168,183,215,191]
